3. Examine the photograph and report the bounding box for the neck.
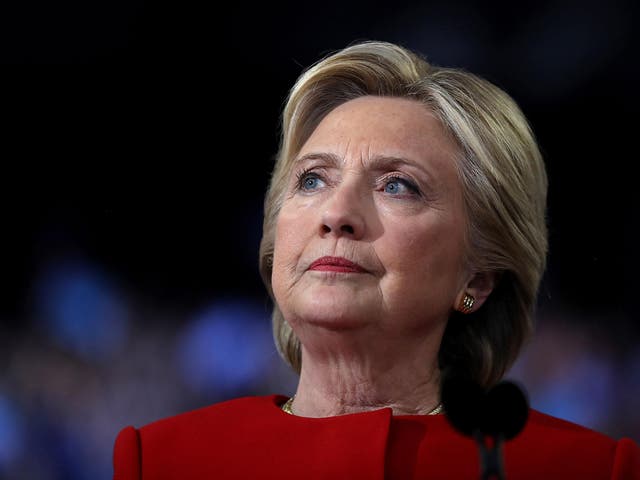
[290,338,442,418]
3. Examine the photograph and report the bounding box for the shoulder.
[525,409,617,440]
[140,394,288,440]
[504,409,640,479]
[518,408,624,453]
[113,395,290,480]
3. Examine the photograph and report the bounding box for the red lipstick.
[308,256,367,273]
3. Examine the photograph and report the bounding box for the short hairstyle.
[259,40,548,388]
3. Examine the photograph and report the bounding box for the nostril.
[320,221,360,237]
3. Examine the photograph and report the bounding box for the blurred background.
[1,0,638,478]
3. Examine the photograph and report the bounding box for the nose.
[320,181,366,240]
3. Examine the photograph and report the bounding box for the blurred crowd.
[0,257,638,480]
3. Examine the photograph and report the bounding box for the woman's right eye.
[296,170,325,192]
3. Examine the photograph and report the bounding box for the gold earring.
[458,293,475,313]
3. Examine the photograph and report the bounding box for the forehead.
[298,96,459,167]
[302,96,457,158]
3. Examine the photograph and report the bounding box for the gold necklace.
[280,396,443,415]
[281,396,295,414]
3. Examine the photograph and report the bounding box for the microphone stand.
[474,431,506,480]
[442,377,528,480]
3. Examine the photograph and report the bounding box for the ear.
[453,272,497,314]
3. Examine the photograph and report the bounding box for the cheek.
[272,218,291,278]
[271,220,291,305]
[271,207,318,316]
[380,215,466,284]
[272,210,309,285]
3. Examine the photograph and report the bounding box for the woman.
[113,41,640,479]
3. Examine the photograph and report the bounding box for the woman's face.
[272,96,469,339]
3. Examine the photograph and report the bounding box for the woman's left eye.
[383,177,420,196]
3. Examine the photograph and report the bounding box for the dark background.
[0,1,638,478]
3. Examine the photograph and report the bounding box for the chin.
[278,282,380,331]
[300,314,369,332]
[290,300,375,333]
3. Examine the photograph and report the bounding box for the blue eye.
[384,177,419,196]
[297,170,325,192]
[303,176,320,190]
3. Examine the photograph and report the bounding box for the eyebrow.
[294,152,341,166]
[294,152,435,180]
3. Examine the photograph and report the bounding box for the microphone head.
[442,374,529,440]
[441,373,485,437]
[482,380,529,440]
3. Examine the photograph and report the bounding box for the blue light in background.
[176,299,275,396]
[33,260,130,361]
[0,394,25,471]
[528,355,615,430]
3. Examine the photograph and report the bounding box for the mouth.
[307,256,367,273]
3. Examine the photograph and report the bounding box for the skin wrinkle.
[272,96,492,417]
[297,354,441,415]
[295,323,444,416]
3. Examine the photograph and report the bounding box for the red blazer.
[113,394,640,479]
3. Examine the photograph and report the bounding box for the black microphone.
[441,374,529,480]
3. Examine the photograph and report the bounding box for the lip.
[308,256,367,273]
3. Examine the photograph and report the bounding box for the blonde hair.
[259,41,548,388]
